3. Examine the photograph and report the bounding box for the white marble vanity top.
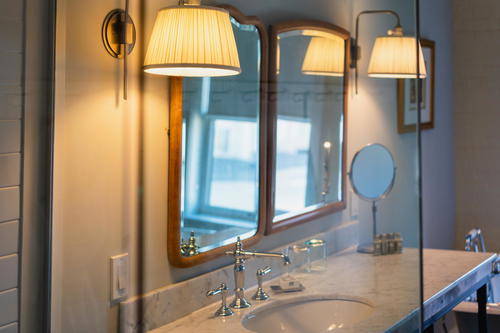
[150,249,496,333]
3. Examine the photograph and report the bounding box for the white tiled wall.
[0,188,20,223]
[0,255,18,292]
[0,155,21,187]
[0,0,24,331]
[0,222,18,257]
[0,289,18,327]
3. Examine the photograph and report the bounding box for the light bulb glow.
[368,36,426,79]
[144,5,241,77]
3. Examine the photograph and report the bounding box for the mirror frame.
[266,21,350,234]
[167,5,269,267]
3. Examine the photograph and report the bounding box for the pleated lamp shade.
[144,5,241,77]
[368,36,426,78]
[302,36,345,77]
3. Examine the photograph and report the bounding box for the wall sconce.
[302,35,345,77]
[350,10,426,93]
[143,0,241,77]
[101,0,136,100]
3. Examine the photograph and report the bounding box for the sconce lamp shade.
[143,5,241,77]
[368,36,426,78]
[302,36,345,77]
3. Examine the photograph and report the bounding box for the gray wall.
[453,0,500,252]
[0,1,24,332]
[420,0,456,249]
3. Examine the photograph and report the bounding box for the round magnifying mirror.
[349,144,396,253]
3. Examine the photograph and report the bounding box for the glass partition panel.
[350,0,421,331]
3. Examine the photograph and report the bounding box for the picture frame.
[397,39,435,133]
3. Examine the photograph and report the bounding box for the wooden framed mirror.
[168,5,268,267]
[266,21,350,234]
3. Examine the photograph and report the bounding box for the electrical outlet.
[111,253,129,302]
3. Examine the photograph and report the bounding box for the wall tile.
[0,87,22,120]
[0,1,23,20]
[0,53,21,86]
[0,255,17,292]
[0,155,20,188]
[0,289,17,326]
[0,221,18,256]
[0,322,17,333]
[0,24,22,52]
[0,121,21,154]
[0,188,19,223]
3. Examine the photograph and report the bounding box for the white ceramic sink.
[242,296,374,333]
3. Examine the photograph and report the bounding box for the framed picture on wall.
[397,39,435,133]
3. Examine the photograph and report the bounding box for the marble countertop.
[150,249,497,333]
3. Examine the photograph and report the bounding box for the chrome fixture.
[493,259,500,275]
[180,231,199,257]
[465,228,486,253]
[463,228,497,302]
[225,237,290,308]
[206,283,234,317]
[253,266,271,301]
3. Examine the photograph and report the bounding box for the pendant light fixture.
[143,0,241,77]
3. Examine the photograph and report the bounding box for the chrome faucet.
[225,237,291,309]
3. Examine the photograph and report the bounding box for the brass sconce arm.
[350,10,402,93]
[101,0,136,100]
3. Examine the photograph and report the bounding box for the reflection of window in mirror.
[268,22,349,233]
[275,119,311,215]
[168,6,268,267]
[181,105,259,252]
[209,119,257,211]
[181,42,261,251]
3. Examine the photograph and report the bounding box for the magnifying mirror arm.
[371,200,377,238]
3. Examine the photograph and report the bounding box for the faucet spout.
[242,251,291,266]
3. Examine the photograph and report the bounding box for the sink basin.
[242,296,374,333]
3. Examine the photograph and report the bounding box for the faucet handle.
[257,266,272,276]
[253,266,272,300]
[207,283,234,317]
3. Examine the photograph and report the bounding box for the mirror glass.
[180,16,262,254]
[350,144,396,201]
[271,28,347,224]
